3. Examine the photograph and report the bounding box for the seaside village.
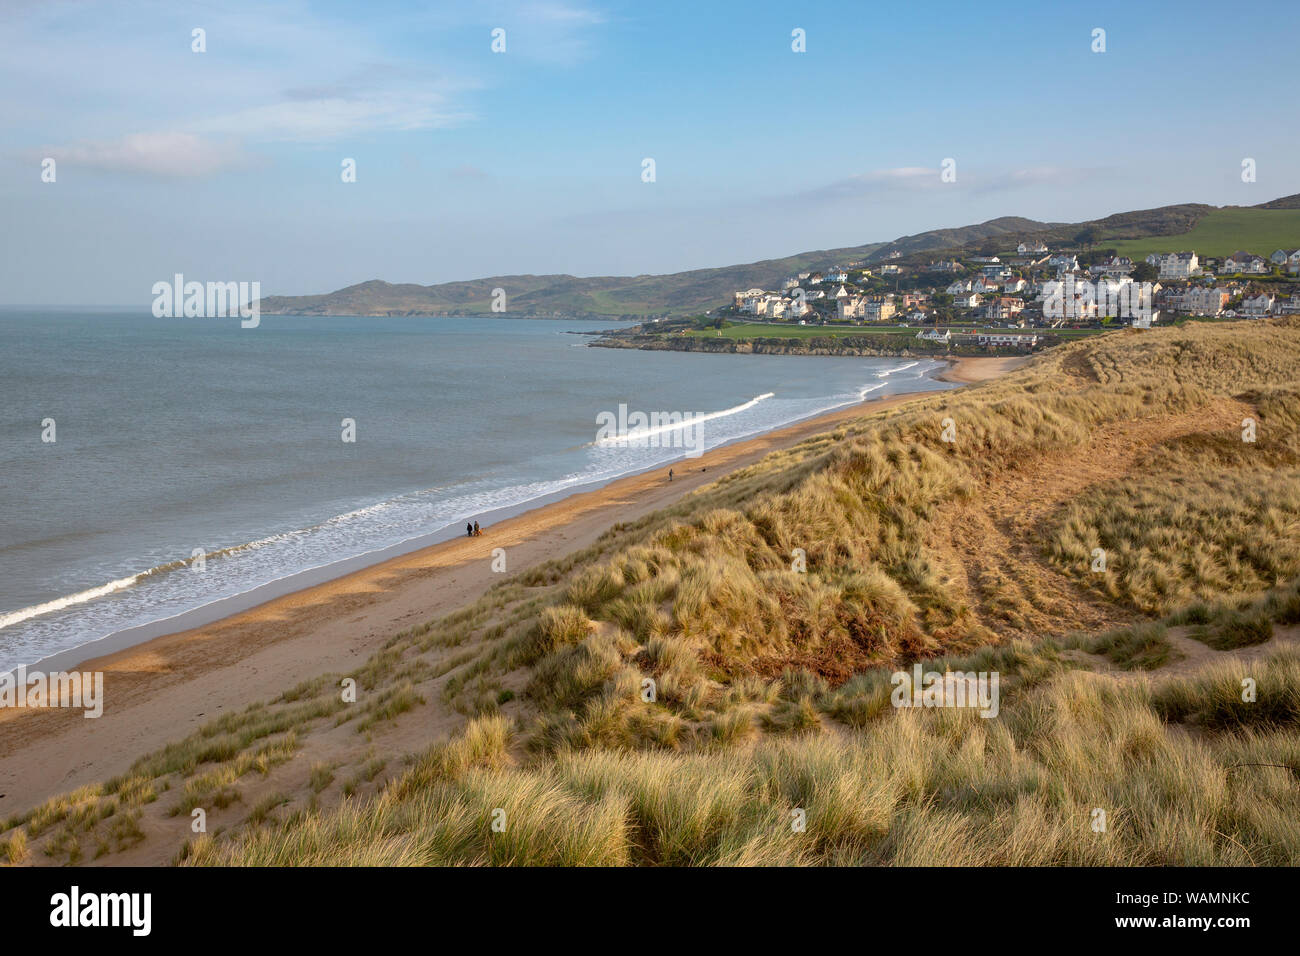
[729,242,1300,351]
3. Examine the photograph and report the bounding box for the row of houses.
[1237,292,1300,317]
[1159,286,1228,315]
[837,294,898,322]
[1215,249,1300,275]
[734,288,813,318]
[732,235,1300,331]
[917,328,1040,349]
[946,275,1029,296]
[1145,249,1300,276]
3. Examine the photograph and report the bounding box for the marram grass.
[5,318,1300,866]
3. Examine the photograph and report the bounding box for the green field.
[1108,208,1300,260]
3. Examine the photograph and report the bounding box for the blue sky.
[2,0,1298,304]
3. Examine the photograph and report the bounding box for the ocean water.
[0,310,950,671]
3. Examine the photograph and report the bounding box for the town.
[728,241,1300,350]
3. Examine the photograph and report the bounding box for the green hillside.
[256,195,1300,318]
[256,244,886,319]
[1108,208,1300,259]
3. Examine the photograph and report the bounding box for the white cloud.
[192,92,470,143]
[1,1,554,176]
[48,132,249,178]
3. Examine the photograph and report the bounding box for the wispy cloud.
[1,0,605,178]
[798,167,945,202]
[192,92,470,143]
[794,164,1111,204]
[473,0,607,64]
[45,132,250,178]
[970,164,1111,194]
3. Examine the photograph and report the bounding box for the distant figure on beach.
[473,521,481,536]
[668,468,673,482]
[467,523,473,537]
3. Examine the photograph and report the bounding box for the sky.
[2,0,1298,305]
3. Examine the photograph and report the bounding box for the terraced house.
[1221,251,1269,274]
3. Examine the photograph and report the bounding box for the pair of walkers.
[465,521,481,537]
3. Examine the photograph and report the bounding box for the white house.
[952,292,981,309]
[1171,287,1229,315]
[946,279,973,295]
[978,333,1038,348]
[1220,252,1268,275]
[1269,249,1299,265]
[1002,277,1029,293]
[916,328,950,342]
[1016,241,1048,255]
[863,296,897,322]
[1089,256,1134,278]
[1241,293,1275,317]
[985,297,1025,321]
[1157,251,1200,280]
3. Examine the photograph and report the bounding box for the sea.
[0,309,951,671]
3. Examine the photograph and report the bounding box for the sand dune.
[0,358,999,818]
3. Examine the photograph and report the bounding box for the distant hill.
[878,202,1217,267]
[1254,193,1300,210]
[257,243,887,319]
[257,194,1300,318]
[866,215,1062,261]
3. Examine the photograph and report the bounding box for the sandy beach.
[0,355,1016,816]
[935,353,1029,384]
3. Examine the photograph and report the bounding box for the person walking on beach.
[467,522,473,537]
[668,468,673,482]
[473,521,481,536]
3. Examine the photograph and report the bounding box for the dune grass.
[5,318,1300,867]
[187,646,1300,866]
